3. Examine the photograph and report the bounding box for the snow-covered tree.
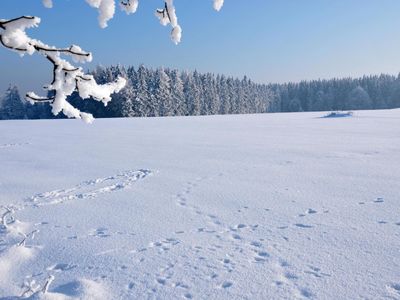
[347,86,371,110]
[218,75,230,114]
[169,69,185,116]
[289,97,302,112]
[105,65,132,117]
[0,1,225,122]
[184,72,201,116]
[203,73,219,115]
[0,85,26,120]
[154,68,172,116]
[119,80,137,118]
[135,65,151,117]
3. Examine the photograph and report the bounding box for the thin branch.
[26,94,55,103]
[0,16,35,27]
[42,275,55,294]
[156,2,171,23]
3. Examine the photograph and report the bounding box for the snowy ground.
[0,109,399,299]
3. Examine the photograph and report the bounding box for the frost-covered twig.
[42,275,55,294]
[20,275,54,297]
[155,0,181,44]
[0,16,126,123]
[17,229,39,247]
[20,279,41,298]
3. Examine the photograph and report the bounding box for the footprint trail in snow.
[28,169,152,207]
[0,168,152,298]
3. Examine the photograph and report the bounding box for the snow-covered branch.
[0,16,126,123]
[0,1,224,122]
[42,0,224,43]
[155,0,181,44]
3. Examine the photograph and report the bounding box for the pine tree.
[119,80,137,117]
[347,86,371,110]
[206,73,219,115]
[0,85,26,120]
[154,68,172,116]
[218,75,230,114]
[135,65,151,117]
[170,69,185,116]
[185,72,201,116]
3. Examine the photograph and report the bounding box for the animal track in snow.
[387,283,400,295]
[221,281,233,288]
[250,240,262,248]
[294,223,313,229]
[47,263,77,272]
[153,173,307,298]
[156,277,167,285]
[174,175,225,222]
[90,227,111,238]
[299,288,314,298]
[298,208,319,217]
[0,169,153,297]
[149,238,180,252]
[304,265,331,278]
[373,197,384,203]
[27,169,152,207]
[0,142,30,149]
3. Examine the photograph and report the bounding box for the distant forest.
[1,65,400,120]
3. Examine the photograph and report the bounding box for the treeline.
[0,65,274,120]
[1,66,400,120]
[270,74,400,112]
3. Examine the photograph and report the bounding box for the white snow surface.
[0,110,399,299]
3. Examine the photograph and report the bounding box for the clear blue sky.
[2,0,400,94]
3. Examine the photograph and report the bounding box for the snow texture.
[0,109,399,299]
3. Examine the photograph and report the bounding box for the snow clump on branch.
[155,0,182,44]
[43,0,224,43]
[213,0,224,12]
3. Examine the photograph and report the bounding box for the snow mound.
[323,111,353,118]
[2,278,110,299]
[49,278,111,300]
